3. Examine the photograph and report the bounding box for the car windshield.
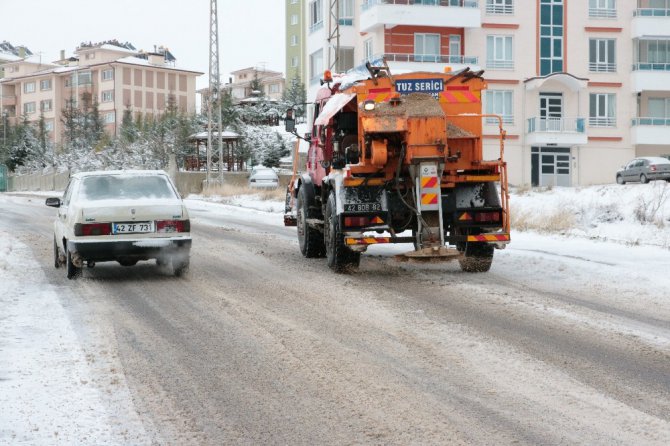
[80,175,177,201]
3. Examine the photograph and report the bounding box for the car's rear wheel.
[66,246,81,280]
[640,173,649,184]
[616,174,625,185]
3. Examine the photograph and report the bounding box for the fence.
[0,165,8,192]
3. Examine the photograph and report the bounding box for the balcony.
[371,53,480,71]
[0,94,16,107]
[631,62,670,92]
[631,117,670,145]
[360,0,481,33]
[632,6,670,38]
[526,117,587,146]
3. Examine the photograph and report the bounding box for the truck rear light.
[74,223,112,236]
[474,212,501,223]
[156,219,190,233]
[344,216,370,227]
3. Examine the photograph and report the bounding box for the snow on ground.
[0,230,149,445]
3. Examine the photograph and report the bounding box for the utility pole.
[208,0,224,186]
[327,0,341,71]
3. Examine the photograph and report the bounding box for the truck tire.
[325,192,360,273]
[459,242,494,273]
[297,186,325,258]
[66,245,81,279]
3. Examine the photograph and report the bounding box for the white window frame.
[291,56,299,68]
[40,99,52,112]
[24,82,36,93]
[589,38,616,72]
[648,97,670,118]
[486,0,514,15]
[486,35,514,69]
[44,120,54,132]
[309,49,323,84]
[589,0,616,18]
[101,90,114,102]
[336,47,355,72]
[339,0,354,25]
[269,83,280,94]
[291,35,298,46]
[414,33,441,63]
[104,112,115,124]
[589,93,616,127]
[102,69,114,81]
[309,0,323,33]
[40,79,52,91]
[485,90,514,124]
[291,14,299,25]
[23,102,36,114]
[364,38,374,63]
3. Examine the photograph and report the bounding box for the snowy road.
[1,193,670,445]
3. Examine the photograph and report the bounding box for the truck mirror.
[285,108,296,132]
[304,132,312,140]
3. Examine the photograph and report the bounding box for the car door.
[55,179,76,244]
[623,160,638,181]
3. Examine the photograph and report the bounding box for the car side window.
[627,161,637,169]
[63,179,77,206]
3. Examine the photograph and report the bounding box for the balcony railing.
[362,0,478,12]
[369,53,478,65]
[486,3,514,15]
[589,7,616,18]
[527,117,586,134]
[589,62,616,72]
[486,59,514,70]
[634,8,670,16]
[632,62,670,71]
[632,117,670,126]
[589,117,616,127]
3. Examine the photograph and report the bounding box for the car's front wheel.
[616,174,625,185]
[66,245,81,280]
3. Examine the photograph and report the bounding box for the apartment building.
[0,42,202,144]
[286,0,308,82]
[296,0,670,186]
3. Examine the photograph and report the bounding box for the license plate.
[113,222,154,234]
[344,203,382,212]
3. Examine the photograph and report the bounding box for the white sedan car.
[46,170,192,279]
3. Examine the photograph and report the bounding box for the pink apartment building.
[0,42,202,144]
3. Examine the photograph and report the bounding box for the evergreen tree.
[249,71,263,97]
[281,73,307,119]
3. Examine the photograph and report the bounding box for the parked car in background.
[248,167,279,189]
[616,157,670,184]
[46,170,191,279]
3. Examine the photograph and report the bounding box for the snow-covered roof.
[114,56,203,74]
[189,131,240,140]
[71,169,169,179]
[0,53,22,63]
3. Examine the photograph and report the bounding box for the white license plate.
[113,222,154,234]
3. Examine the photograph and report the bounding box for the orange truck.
[284,61,510,272]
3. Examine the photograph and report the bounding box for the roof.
[71,169,169,179]
[230,67,283,76]
[114,56,203,74]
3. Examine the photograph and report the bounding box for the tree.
[249,71,263,97]
[282,73,307,119]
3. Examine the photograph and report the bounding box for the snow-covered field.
[1,181,669,443]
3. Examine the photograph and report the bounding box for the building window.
[40,100,52,112]
[291,56,299,68]
[291,14,299,25]
[364,38,374,62]
[589,0,616,18]
[449,35,462,63]
[23,102,36,114]
[85,52,95,60]
[104,112,115,124]
[24,82,36,93]
[634,39,670,69]
[44,120,54,132]
[339,0,354,26]
[648,97,670,118]
[336,47,355,72]
[539,0,564,76]
[589,38,616,72]
[589,93,616,127]
[77,71,92,85]
[102,69,114,81]
[486,35,514,69]
[291,35,298,46]
[486,0,514,14]
[269,83,281,94]
[485,90,513,124]
[309,48,323,84]
[309,0,323,33]
[40,79,52,91]
[101,90,114,102]
[291,0,298,3]
[415,33,441,62]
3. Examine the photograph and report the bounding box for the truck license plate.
[113,222,154,234]
[344,203,382,212]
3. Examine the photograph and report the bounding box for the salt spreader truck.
[283,61,510,273]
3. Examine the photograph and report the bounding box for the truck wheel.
[297,186,325,258]
[325,192,360,273]
[459,242,494,273]
[66,246,81,279]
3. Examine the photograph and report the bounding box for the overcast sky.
[0,0,285,89]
